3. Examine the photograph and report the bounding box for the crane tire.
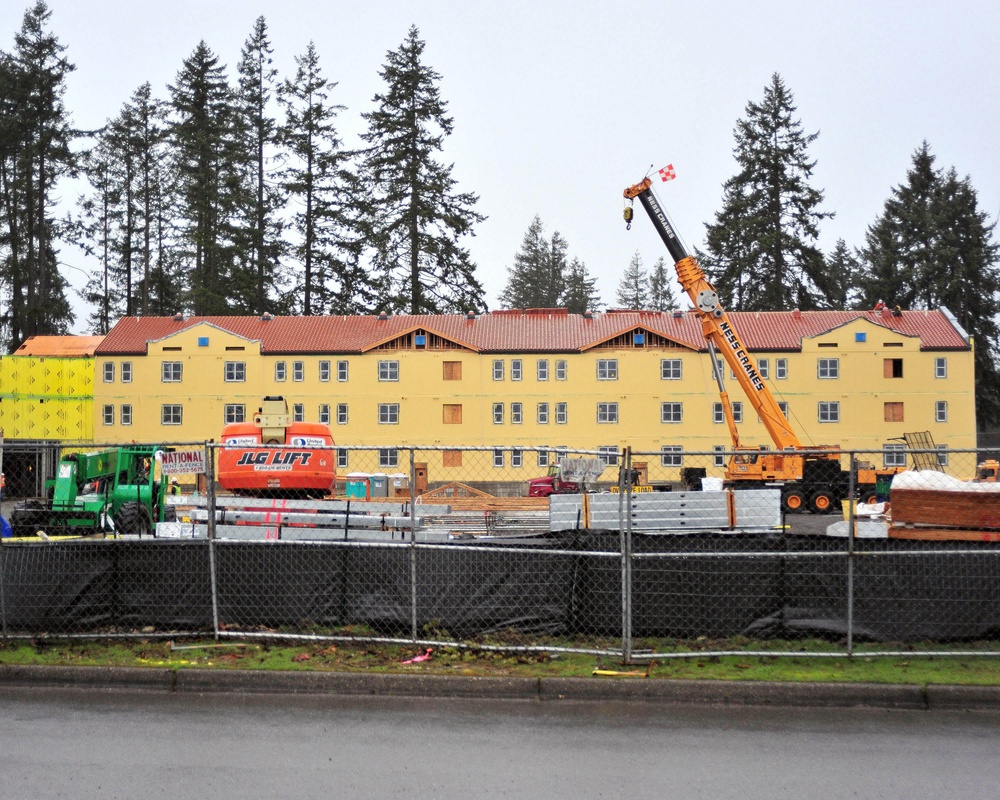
[782,488,807,514]
[809,490,835,514]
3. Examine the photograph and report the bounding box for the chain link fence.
[1,440,999,660]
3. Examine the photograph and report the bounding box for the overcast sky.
[4,1,998,330]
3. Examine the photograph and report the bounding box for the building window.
[493,449,505,468]
[555,360,567,380]
[883,443,906,468]
[337,404,348,424]
[511,402,523,424]
[337,449,349,469]
[817,358,839,379]
[883,358,903,378]
[379,403,399,424]
[492,359,504,381]
[597,402,618,423]
[661,445,683,467]
[598,446,619,466]
[337,360,349,381]
[935,357,947,379]
[120,404,132,426]
[714,402,744,423]
[884,401,904,422]
[597,444,618,467]
[319,360,331,382]
[161,404,183,425]
[597,359,618,380]
[537,450,550,467]
[775,358,788,379]
[936,445,949,466]
[378,360,399,381]
[224,361,246,382]
[713,445,727,467]
[102,404,114,425]
[162,362,182,382]
[493,402,504,424]
[757,358,769,380]
[537,403,549,424]
[319,404,330,425]
[935,401,948,422]
[555,402,568,424]
[818,401,840,423]
[512,449,523,468]
[511,359,523,381]
[293,361,304,381]
[225,404,245,424]
[537,359,549,381]
[443,404,463,424]
[661,359,682,380]
[661,402,682,423]
[379,448,398,468]
[443,361,462,380]
[778,401,789,419]
[293,403,304,422]
[103,362,115,383]
[275,361,286,381]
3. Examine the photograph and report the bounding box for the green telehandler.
[10,445,173,537]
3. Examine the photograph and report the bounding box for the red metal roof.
[94,309,971,356]
[14,335,105,357]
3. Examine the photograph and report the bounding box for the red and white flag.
[658,164,676,182]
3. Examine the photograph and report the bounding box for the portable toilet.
[345,472,370,499]
[370,472,389,498]
[390,473,409,498]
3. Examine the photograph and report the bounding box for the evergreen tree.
[615,251,647,308]
[814,239,861,310]
[560,257,601,314]
[702,73,832,311]
[75,83,175,331]
[234,17,285,314]
[647,256,678,311]
[279,42,371,315]
[359,26,485,314]
[858,143,1000,425]
[0,1,75,349]
[498,215,567,308]
[168,41,242,315]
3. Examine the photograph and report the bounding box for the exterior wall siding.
[88,316,978,482]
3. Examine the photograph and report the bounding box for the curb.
[3,665,1000,710]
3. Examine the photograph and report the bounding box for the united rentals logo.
[719,320,765,391]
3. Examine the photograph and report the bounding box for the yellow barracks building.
[86,307,976,481]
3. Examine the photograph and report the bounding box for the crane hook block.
[623,206,634,230]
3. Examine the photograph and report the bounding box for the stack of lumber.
[889,470,1000,541]
[416,482,550,511]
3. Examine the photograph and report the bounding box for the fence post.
[621,446,634,664]
[409,447,418,643]
[205,441,221,642]
[846,450,856,657]
[0,520,6,641]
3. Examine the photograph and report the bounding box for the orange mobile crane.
[623,175,900,513]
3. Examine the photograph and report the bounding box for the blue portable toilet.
[345,473,370,499]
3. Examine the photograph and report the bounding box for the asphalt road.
[3,688,998,800]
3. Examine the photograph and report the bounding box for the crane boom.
[623,177,803,451]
